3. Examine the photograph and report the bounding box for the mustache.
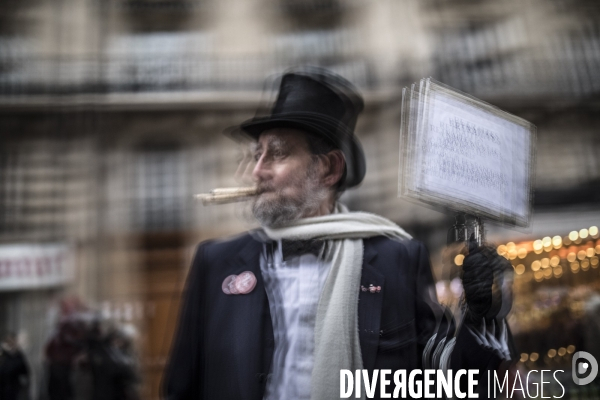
[256,182,276,194]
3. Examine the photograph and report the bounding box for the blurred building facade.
[0,0,599,398]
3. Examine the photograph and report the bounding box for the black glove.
[462,234,514,323]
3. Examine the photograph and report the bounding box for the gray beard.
[252,166,327,228]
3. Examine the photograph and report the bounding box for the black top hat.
[239,69,366,188]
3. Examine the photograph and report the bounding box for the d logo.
[572,351,598,385]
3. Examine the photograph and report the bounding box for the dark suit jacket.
[163,232,503,400]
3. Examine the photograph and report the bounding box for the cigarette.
[194,187,258,205]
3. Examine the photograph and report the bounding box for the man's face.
[251,128,327,227]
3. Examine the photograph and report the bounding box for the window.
[132,149,189,231]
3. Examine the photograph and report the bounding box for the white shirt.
[260,240,331,400]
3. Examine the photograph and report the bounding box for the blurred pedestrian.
[88,327,140,400]
[44,316,86,400]
[0,332,30,400]
[43,296,141,400]
[44,297,89,400]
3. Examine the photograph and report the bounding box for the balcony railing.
[0,55,373,96]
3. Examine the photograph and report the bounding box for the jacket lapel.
[223,236,274,399]
[358,240,385,371]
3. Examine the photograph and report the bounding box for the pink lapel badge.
[234,271,257,294]
[223,271,257,295]
[222,274,238,295]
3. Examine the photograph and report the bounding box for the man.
[0,332,30,400]
[163,69,514,400]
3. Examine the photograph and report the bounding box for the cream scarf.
[263,203,412,400]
